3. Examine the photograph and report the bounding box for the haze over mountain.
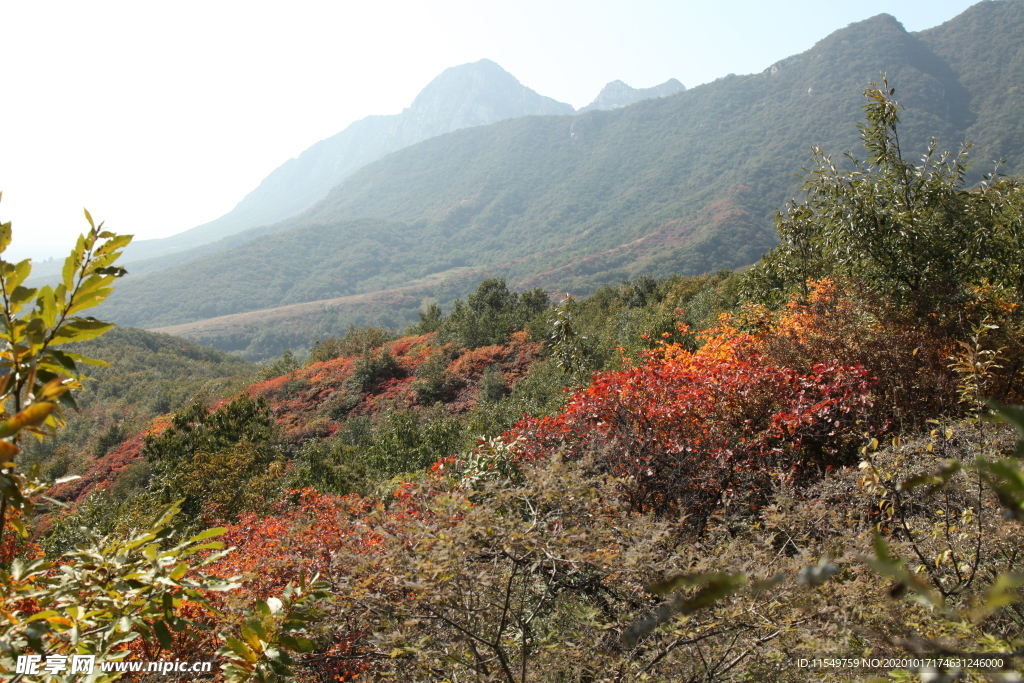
[105,59,575,266]
[579,78,686,112]
[103,72,688,280]
[98,0,1024,359]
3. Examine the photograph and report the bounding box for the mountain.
[35,59,573,275]
[95,75,685,283]
[579,78,685,112]
[100,1,1024,358]
[918,0,1024,171]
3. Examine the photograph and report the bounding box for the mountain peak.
[580,78,685,112]
[402,59,574,140]
[413,59,521,102]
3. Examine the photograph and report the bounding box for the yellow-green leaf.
[0,402,57,438]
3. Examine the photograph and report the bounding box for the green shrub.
[308,325,395,365]
[346,347,400,392]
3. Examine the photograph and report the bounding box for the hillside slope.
[100,3,1024,348]
[22,326,255,488]
[918,0,1024,171]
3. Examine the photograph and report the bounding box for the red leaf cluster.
[507,311,874,525]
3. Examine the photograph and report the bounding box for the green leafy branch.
[217,573,330,683]
[0,198,131,550]
[0,502,237,683]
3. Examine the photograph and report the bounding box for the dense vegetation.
[96,1,1024,361]
[18,328,255,490]
[9,76,1024,682]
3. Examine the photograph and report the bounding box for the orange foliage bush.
[206,490,387,681]
[508,306,875,530]
[748,279,959,429]
[211,489,379,598]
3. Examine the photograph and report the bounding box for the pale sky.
[1,0,981,261]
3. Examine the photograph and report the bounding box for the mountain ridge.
[98,2,1024,358]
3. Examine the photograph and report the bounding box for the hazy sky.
[1,0,980,260]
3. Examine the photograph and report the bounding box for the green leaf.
[0,472,27,507]
[265,648,293,668]
[35,285,59,328]
[986,572,1024,610]
[10,285,37,308]
[623,572,747,649]
[23,622,49,654]
[648,571,736,596]
[8,260,33,291]
[873,533,892,564]
[184,540,225,553]
[986,401,1024,457]
[44,349,78,374]
[62,250,79,291]
[898,459,961,493]
[674,574,747,615]
[147,502,178,531]
[240,621,264,650]
[278,635,316,653]
[0,219,11,255]
[50,319,115,345]
[24,610,61,623]
[749,573,786,593]
[93,233,132,257]
[47,349,110,369]
[977,457,1024,518]
[9,515,28,538]
[84,250,122,273]
[169,562,188,581]
[153,620,174,650]
[224,635,259,662]
[864,533,942,607]
[57,390,79,411]
[0,402,57,438]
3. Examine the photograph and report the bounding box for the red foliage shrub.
[210,489,379,597]
[447,343,509,382]
[508,312,874,530]
[206,487,444,681]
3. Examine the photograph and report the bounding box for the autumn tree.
[744,79,1024,317]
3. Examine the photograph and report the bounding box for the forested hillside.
[97,2,1024,360]
[18,327,255,500]
[117,59,575,265]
